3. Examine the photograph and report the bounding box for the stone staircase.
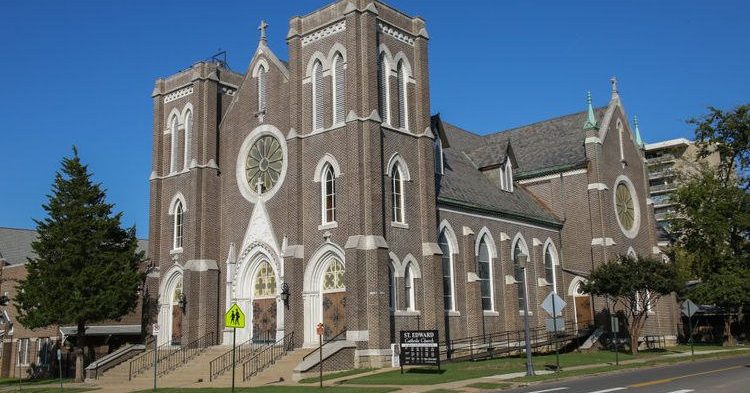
[211,348,309,386]
[93,346,229,392]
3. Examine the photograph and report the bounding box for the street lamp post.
[519,254,535,376]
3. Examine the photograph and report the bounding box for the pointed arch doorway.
[303,244,347,346]
[251,260,278,343]
[157,267,184,346]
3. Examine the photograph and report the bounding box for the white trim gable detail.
[313,153,343,182]
[240,199,281,260]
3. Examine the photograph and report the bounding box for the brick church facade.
[147,0,678,367]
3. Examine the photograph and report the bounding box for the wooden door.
[322,292,346,341]
[575,296,593,328]
[252,299,277,343]
[171,305,183,345]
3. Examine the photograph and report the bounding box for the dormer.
[466,137,517,193]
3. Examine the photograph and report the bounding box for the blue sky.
[1,0,748,238]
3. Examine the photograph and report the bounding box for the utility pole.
[519,254,535,377]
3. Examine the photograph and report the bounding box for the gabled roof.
[482,107,607,178]
[0,227,148,266]
[437,149,561,227]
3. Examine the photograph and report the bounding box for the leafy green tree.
[670,104,750,345]
[582,255,679,354]
[16,148,143,382]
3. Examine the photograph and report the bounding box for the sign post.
[610,316,619,366]
[541,292,566,372]
[151,323,160,392]
[682,299,698,360]
[399,330,440,373]
[225,303,246,393]
[57,349,63,393]
[316,323,324,388]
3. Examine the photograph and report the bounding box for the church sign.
[399,330,440,372]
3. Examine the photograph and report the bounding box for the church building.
[147,0,678,368]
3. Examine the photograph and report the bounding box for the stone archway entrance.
[570,278,593,330]
[302,244,347,346]
[171,280,184,345]
[158,267,184,346]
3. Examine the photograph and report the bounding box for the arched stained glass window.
[397,60,408,130]
[391,166,404,223]
[332,53,345,124]
[253,261,277,298]
[173,201,183,250]
[184,110,192,170]
[313,60,324,130]
[322,259,345,291]
[322,164,336,223]
[378,53,390,125]
[544,245,556,293]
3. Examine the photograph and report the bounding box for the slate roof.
[0,227,148,266]
[438,149,561,227]
[482,107,607,178]
[465,138,510,169]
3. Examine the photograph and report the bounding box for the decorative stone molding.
[184,259,219,272]
[421,242,442,256]
[591,237,616,246]
[347,330,369,342]
[345,235,388,250]
[164,86,194,103]
[467,272,480,282]
[462,226,474,236]
[505,275,518,285]
[378,22,415,46]
[588,183,609,191]
[301,21,346,47]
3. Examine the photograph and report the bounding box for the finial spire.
[583,91,598,130]
[258,20,269,44]
[610,76,619,99]
[634,116,644,148]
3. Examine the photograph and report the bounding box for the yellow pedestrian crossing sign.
[225,303,245,329]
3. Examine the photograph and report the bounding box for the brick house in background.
[0,227,148,378]
[147,0,678,369]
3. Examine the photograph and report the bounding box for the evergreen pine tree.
[16,147,143,382]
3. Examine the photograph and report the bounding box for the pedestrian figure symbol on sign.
[225,303,245,329]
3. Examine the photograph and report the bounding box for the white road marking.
[586,388,627,393]
[665,390,694,393]
[527,388,569,393]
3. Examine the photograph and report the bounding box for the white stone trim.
[391,221,409,229]
[344,235,388,250]
[587,183,609,191]
[613,174,642,239]
[437,220,459,252]
[517,168,588,185]
[184,259,218,272]
[164,86,193,103]
[591,237,616,246]
[475,227,498,258]
[157,264,184,346]
[346,330,369,342]
[378,22,415,46]
[302,20,346,47]
[585,136,602,145]
[313,153,342,182]
[385,153,412,180]
[421,242,442,256]
[168,192,187,215]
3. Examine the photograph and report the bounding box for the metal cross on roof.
[259,20,268,43]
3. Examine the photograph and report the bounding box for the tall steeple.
[583,91,598,130]
[633,115,644,148]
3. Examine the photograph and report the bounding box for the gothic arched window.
[312,60,324,131]
[258,65,267,113]
[438,230,455,311]
[544,244,557,293]
[332,53,345,125]
[378,53,391,125]
[404,263,414,311]
[397,60,408,130]
[169,115,179,173]
[477,236,493,311]
[184,110,192,170]
[322,259,345,291]
[173,200,184,250]
[322,164,336,224]
[391,165,405,223]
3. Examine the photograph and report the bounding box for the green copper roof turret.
[634,115,644,148]
[583,91,598,130]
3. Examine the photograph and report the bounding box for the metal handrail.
[441,319,592,361]
[241,332,295,382]
[128,342,173,380]
[157,331,215,376]
[302,329,346,362]
[208,333,274,382]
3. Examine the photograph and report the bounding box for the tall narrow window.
[544,245,556,293]
[391,166,404,223]
[378,53,390,125]
[169,116,179,173]
[434,138,444,175]
[322,164,336,224]
[258,65,267,112]
[397,60,408,130]
[438,230,454,311]
[477,236,493,311]
[388,265,395,311]
[513,241,526,311]
[184,110,192,170]
[173,201,184,250]
[332,53,345,124]
[404,264,414,311]
[312,60,324,131]
[17,338,29,366]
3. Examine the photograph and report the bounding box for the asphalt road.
[500,354,750,393]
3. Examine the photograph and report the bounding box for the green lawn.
[299,368,374,384]
[465,381,511,390]
[0,378,73,386]
[133,388,398,393]
[344,351,658,386]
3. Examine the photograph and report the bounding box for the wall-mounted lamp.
[280,282,290,307]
